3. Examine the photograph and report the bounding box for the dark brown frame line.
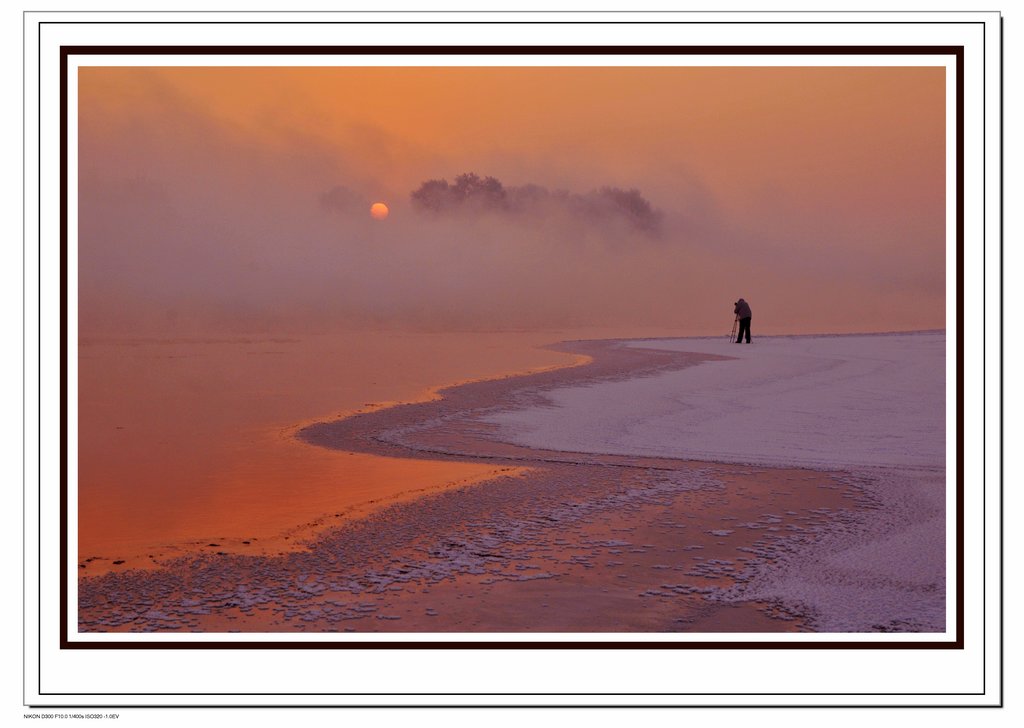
[58,44,965,653]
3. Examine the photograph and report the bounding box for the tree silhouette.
[410,173,662,236]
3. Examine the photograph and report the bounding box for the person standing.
[734,298,752,343]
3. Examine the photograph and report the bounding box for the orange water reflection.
[77,331,575,571]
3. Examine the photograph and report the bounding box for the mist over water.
[78,66,946,338]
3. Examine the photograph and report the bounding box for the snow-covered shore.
[485,332,945,471]
[481,332,948,632]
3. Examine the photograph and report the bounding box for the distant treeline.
[410,172,662,235]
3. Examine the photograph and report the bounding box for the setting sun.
[370,201,389,220]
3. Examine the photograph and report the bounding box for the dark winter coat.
[734,299,752,319]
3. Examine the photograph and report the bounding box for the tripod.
[728,316,738,342]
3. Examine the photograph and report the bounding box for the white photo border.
[24,10,1002,708]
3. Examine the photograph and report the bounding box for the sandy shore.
[79,337,944,634]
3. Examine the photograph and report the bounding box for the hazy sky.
[78,65,946,335]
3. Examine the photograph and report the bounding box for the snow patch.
[485,333,944,470]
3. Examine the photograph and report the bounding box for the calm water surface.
[77,330,579,570]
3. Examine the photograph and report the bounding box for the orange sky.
[78,65,946,335]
